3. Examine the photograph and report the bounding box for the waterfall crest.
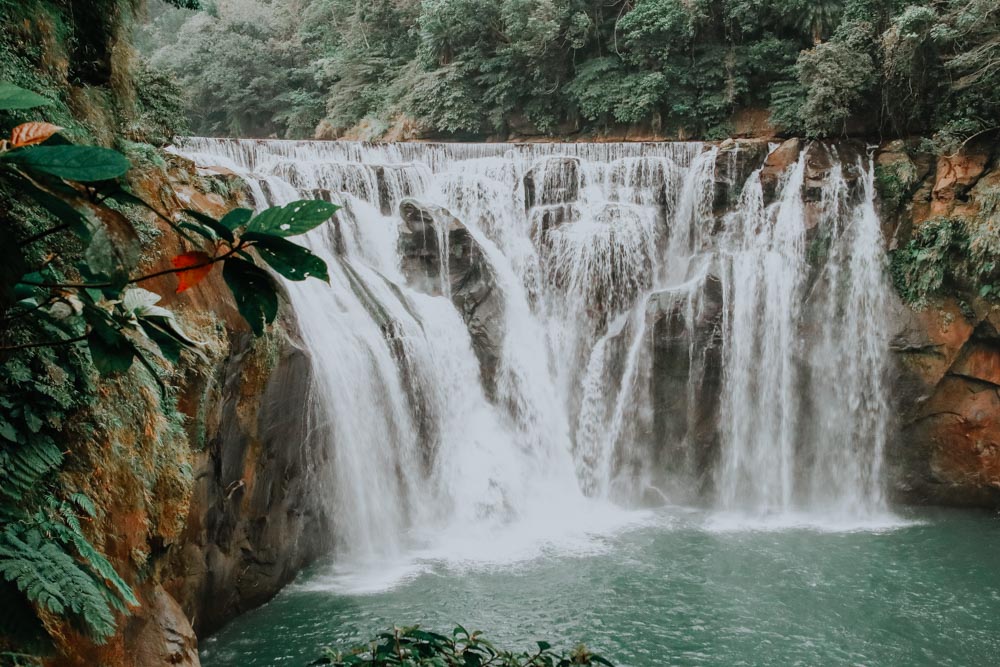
[174,138,895,560]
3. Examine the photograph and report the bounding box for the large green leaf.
[220,207,253,231]
[183,209,235,243]
[243,233,329,282]
[0,82,51,110]
[222,258,279,335]
[2,146,130,182]
[84,313,136,376]
[245,200,339,237]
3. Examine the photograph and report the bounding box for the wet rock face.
[887,297,1000,507]
[141,157,335,637]
[759,138,802,202]
[523,157,581,208]
[648,275,725,500]
[397,198,504,397]
[713,139,770,213]
[164,325,333,637]
[127,586,200,667]
[877,142,1000,508]
[529,203,580,244]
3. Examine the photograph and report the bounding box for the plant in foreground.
[0,80,336,660]
[312,625,614,667]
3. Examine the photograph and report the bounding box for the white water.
[173,139,898,583]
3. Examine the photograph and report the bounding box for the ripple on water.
[201,508,1000,667]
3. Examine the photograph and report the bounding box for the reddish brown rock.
[930,152,989,217]
[759,138,801,201]
[47,154,332,666]
[889,295,1000,507]
[129,586,200,667]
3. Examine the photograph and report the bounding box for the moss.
[61,359,194,576]
[890,215,1000,308]
[874,157,919,217]
[117,139,167,169]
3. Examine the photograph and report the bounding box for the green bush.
[890,212,1000,307]
[312,626,614,667]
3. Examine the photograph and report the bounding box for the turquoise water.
[200,508,1000,666]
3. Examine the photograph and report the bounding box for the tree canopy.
[140,0,999,148]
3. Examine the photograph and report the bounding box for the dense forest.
[140,0,999,147]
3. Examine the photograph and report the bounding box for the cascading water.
[173,138,896,568]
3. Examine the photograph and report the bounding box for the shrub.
[312,626,614,667]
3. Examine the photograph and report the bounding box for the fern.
[40,499,139,611]
[0,439,63,506]
[0,519,132,642]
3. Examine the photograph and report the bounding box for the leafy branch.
[0,80,338,658]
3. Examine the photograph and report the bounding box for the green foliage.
[890,212,1000,307]
[0,81,336,656]
[0,85,50,112]
[796,42,876,137]
[125,59,190,146]
[312,626,614,667]
[874,158,920,217]
[139,0,999,144]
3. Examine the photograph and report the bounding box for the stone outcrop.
[713,139,770,214]
[888,297,1000,507]
[50,155,332,666]
[162,323,331,637]
[144,157,333,638]
[126,586,200,667]
[523,157,581,208]
[648,276,725,500]
[397,198,504,397]
[879,141,1000,507]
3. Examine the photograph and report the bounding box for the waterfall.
[173,138,895,556]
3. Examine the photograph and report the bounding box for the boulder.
[888,294,1000,507]
[128,586,200,667]
[529,203,580,244]
[759,138,802,202]
[524,157,581,208]
[713,139,770,214]
[397,199,504,397]
[930,152,989,217]
[648,275,725,500]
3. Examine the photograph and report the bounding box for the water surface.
[201,508,1000,666]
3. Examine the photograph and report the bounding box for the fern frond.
[0,440,63,503]
[0,526,119,641]
[44,507,138,609]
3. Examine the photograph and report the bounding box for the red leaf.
[171,251,214,293]
[10,122,63,148]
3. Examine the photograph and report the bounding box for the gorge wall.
[880,142,1000,508]
[45,154,332,667]
[2,5,336,664]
